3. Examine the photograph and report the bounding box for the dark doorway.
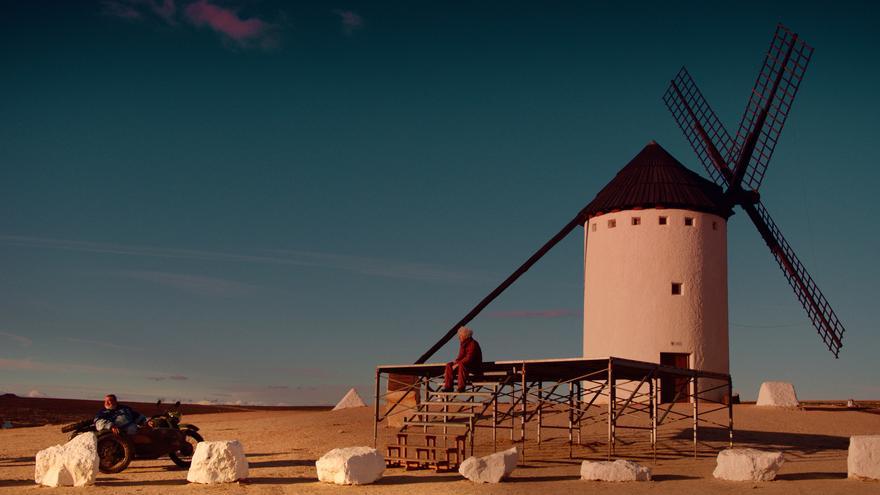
[660,352,690,403]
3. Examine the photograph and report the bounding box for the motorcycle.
[62,400,203,473]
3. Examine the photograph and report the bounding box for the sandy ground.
[2,405,879,494]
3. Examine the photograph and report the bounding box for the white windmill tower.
[581,141,732,402]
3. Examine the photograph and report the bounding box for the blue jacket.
[94,405,146,431]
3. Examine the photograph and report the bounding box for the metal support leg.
[537,383,543,446]
[607,360,615,460]
[493,383,498,452]
[577,381,582,445]
[521,365,527,461]
[649,373,656,462]
[692,376,699,459]
[728,376,734,448]
[373,369,380,448]
[568,383,574,459]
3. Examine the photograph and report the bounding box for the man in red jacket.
[442,326,483,392]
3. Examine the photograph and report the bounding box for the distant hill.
[0,395,331,428]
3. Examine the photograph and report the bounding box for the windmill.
[412,24,844,381]
[662,23,845,357]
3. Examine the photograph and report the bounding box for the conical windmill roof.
[582,141,733,219]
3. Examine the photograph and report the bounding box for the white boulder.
[756,381,799,407]
[459,447,518,483]
[580,459,651,481]
[333,388,367,411]
[713,448,785,481]
[34,432,99,487]
[848,435,880,480]
[186,440,249,484]
[316,446,384,485]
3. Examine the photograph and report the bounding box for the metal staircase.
[384,380,503,471]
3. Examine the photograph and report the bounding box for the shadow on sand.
[671,427,849,454]
[249,459,316,468]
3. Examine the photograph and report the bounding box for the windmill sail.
[731,24,814,190]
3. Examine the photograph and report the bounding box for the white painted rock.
[333,388,367,411]
[186,440,249,484]
[756,381,799,407]
[459,447,518,483]
[316,446,384,485]
[580,459,651,481]
[713,448,784,481]
[34,432,99,487]
[848,435,880,480]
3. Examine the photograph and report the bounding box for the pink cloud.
[486,309,580,319]
[184,0,269,42]
[333,9,363,34]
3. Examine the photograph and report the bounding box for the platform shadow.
[249,459,315,468]
[509,474,581,482]
[0,479,34,487]
[671,427,849,453]
[96,478,188,487]
[378,474,460,484]
[652,474,701,481]
[243,476,311,485]
[775,471,847,481]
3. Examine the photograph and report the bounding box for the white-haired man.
[442,327,483,392]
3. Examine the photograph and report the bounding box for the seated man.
[443,326,483,392]
[94,394,147,435]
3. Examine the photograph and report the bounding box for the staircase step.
[412,411,475,418]
[394,431,466,439]
[428,391,493,398]
[423,401,485,408]
[387,443,463,452]
[403,420,469,428]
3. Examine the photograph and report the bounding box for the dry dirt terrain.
[2,404,879,494]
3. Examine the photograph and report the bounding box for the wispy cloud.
[146,375,189,381]
[0,331,32,348]
[332,9,363,35]
[486,309,580,319]
[119,270,258,297]
[184,0,275,48]
[0,235,482,284]
[103,0,176,23]
[0,358,129,375]
[64,337,143,352]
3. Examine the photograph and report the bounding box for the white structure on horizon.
[582,142,731,402]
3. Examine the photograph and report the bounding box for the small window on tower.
[671,282,683,295]
[608,219,616,228]
[591,223,597,232]
[631,217,641,226]
[712,221,718,230]
[684,217,694,226]
[659,216,668,225]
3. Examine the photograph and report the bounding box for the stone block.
[713,448,784,481]
[580,459,651,481]
[756,381,799,407]
[34,432,99,487]
[848,435,880,480]
[186,440,249,484]
[316,446,384,485]
[459,447,518,483]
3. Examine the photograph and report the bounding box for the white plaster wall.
[583,208,729,401]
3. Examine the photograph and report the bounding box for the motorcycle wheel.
[170,430,203,468]
[97,434,133,474]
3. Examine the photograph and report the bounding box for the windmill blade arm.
[732,24,814,191]
[663,67,736,187]
[414,211,586,364]
[741,200,845,357]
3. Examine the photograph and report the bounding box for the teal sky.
[1,1,878,405]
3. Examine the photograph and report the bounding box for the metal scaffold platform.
[373,357,732,470]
